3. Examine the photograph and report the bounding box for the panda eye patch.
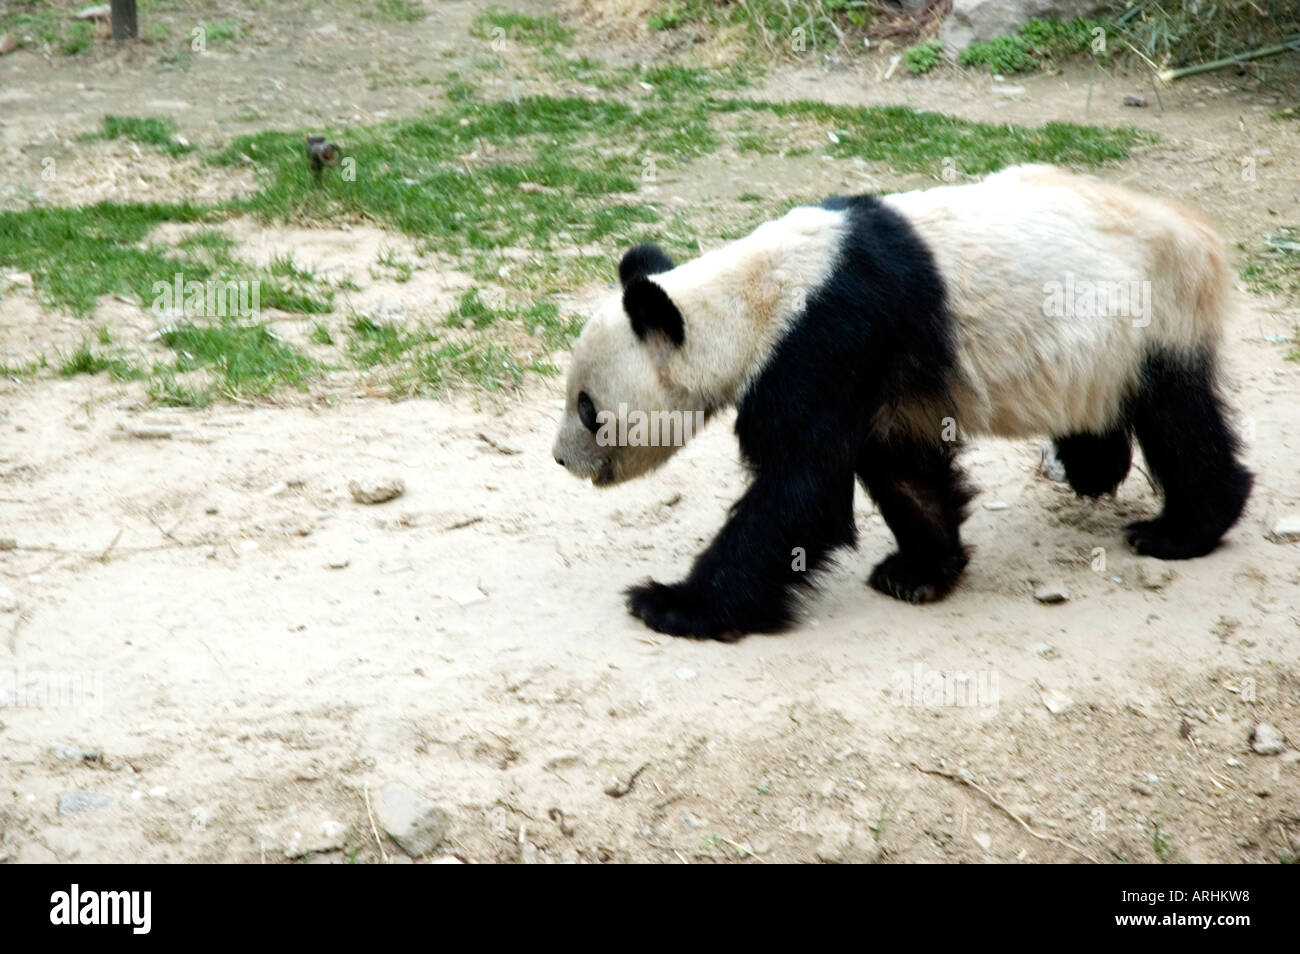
[578,392,599,433]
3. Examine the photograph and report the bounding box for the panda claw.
[625,580,739,641]
[1124,518,1216,560]
[868,551,964,605]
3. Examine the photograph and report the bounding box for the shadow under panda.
[551,164,1253,640]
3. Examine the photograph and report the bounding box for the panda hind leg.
[857,436,972,604]
[1126,347,1253,559]
[1052,427,1132,497]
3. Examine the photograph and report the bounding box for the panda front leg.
[625,465,857,640]
[856,436,973,603]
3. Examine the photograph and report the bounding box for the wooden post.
[110,0,138,41]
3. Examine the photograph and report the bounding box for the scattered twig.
[605,762,648,798]
[363,784,390,864]
[913,762,1101,864]
[475,432,522,456]
[96,529,123,564]
[146,511,184,545]
[445,516,484,531]
[1159,35,1300,82]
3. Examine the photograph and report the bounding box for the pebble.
[1040,689,1073,714]
[50,743,100,762]
[1251,723,1286,755]
[58,793,114,815]
[349,478,405,505]
[983,501,1009,511]
[1269,516,1300,542]
[1033,583,1069,604]
[0,586,17,613]
[447,584,486,608]
[376,784,451,858]
[1123,93,1147,107]
[326,555,350,570]
[1133,561,1175,590]
[1024,641,1057,658]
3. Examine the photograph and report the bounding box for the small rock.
[1251,723,1286,755]
[1123,93,1147,107]
[1130,779,1155,796]
[992,85,1026,96]
[972,831,992,850]
[0,35,16,57]
[50,743,100,762]
[283,818,348,858]
[447,584,486,608]
[326,555,350,570]
[1040,689,1074,715]
[1269,516,1300,542]
[349,478,405,505]
[376,784,451,858]
[1033,583,1069,604]
[0,586,17,613]
[1024,641,1057,659]
[1134,561,1175,590]
[58,793,114,815]
[190,806,216,830]
[983,500,1009,511]
[74,4,111,21]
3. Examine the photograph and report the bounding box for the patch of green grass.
[198,17,244,46]
[364,0,427,24]
[58,342,140,381]
[309,322,335,346]
[646,0,872,57]
[0,2,64,50]
[1,353,49,380]
[1240,228,1300,300]
[470,7,574,47]
[718,99,1148,175]
[146,371,214,408]
[371,248,414,283]
[61,20,93,56]
[960,17,1109,74]
[904,39,944,75]
[158,319,317,398]
[1152,820,1179,862]
[346,312,436,367]
[94,115,194,157]
[0,202,210,316]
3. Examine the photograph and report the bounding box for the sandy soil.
[1,2,1298,863]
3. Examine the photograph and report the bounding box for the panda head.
[552,243,699,486]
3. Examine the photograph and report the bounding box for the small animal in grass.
[551,164,1253,640]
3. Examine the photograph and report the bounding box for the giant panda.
[551,164,1253,640]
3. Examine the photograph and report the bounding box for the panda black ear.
[623,278,684,348]
[618,244,675,289]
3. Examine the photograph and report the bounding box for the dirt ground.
[1,2,1298,863]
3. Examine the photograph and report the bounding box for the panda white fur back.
[880,164,1228,437]
[552,164,1252,640]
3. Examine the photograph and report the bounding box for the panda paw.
[868,551,965,604]
[625,580,741,641]
[1125,518,1217,560]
